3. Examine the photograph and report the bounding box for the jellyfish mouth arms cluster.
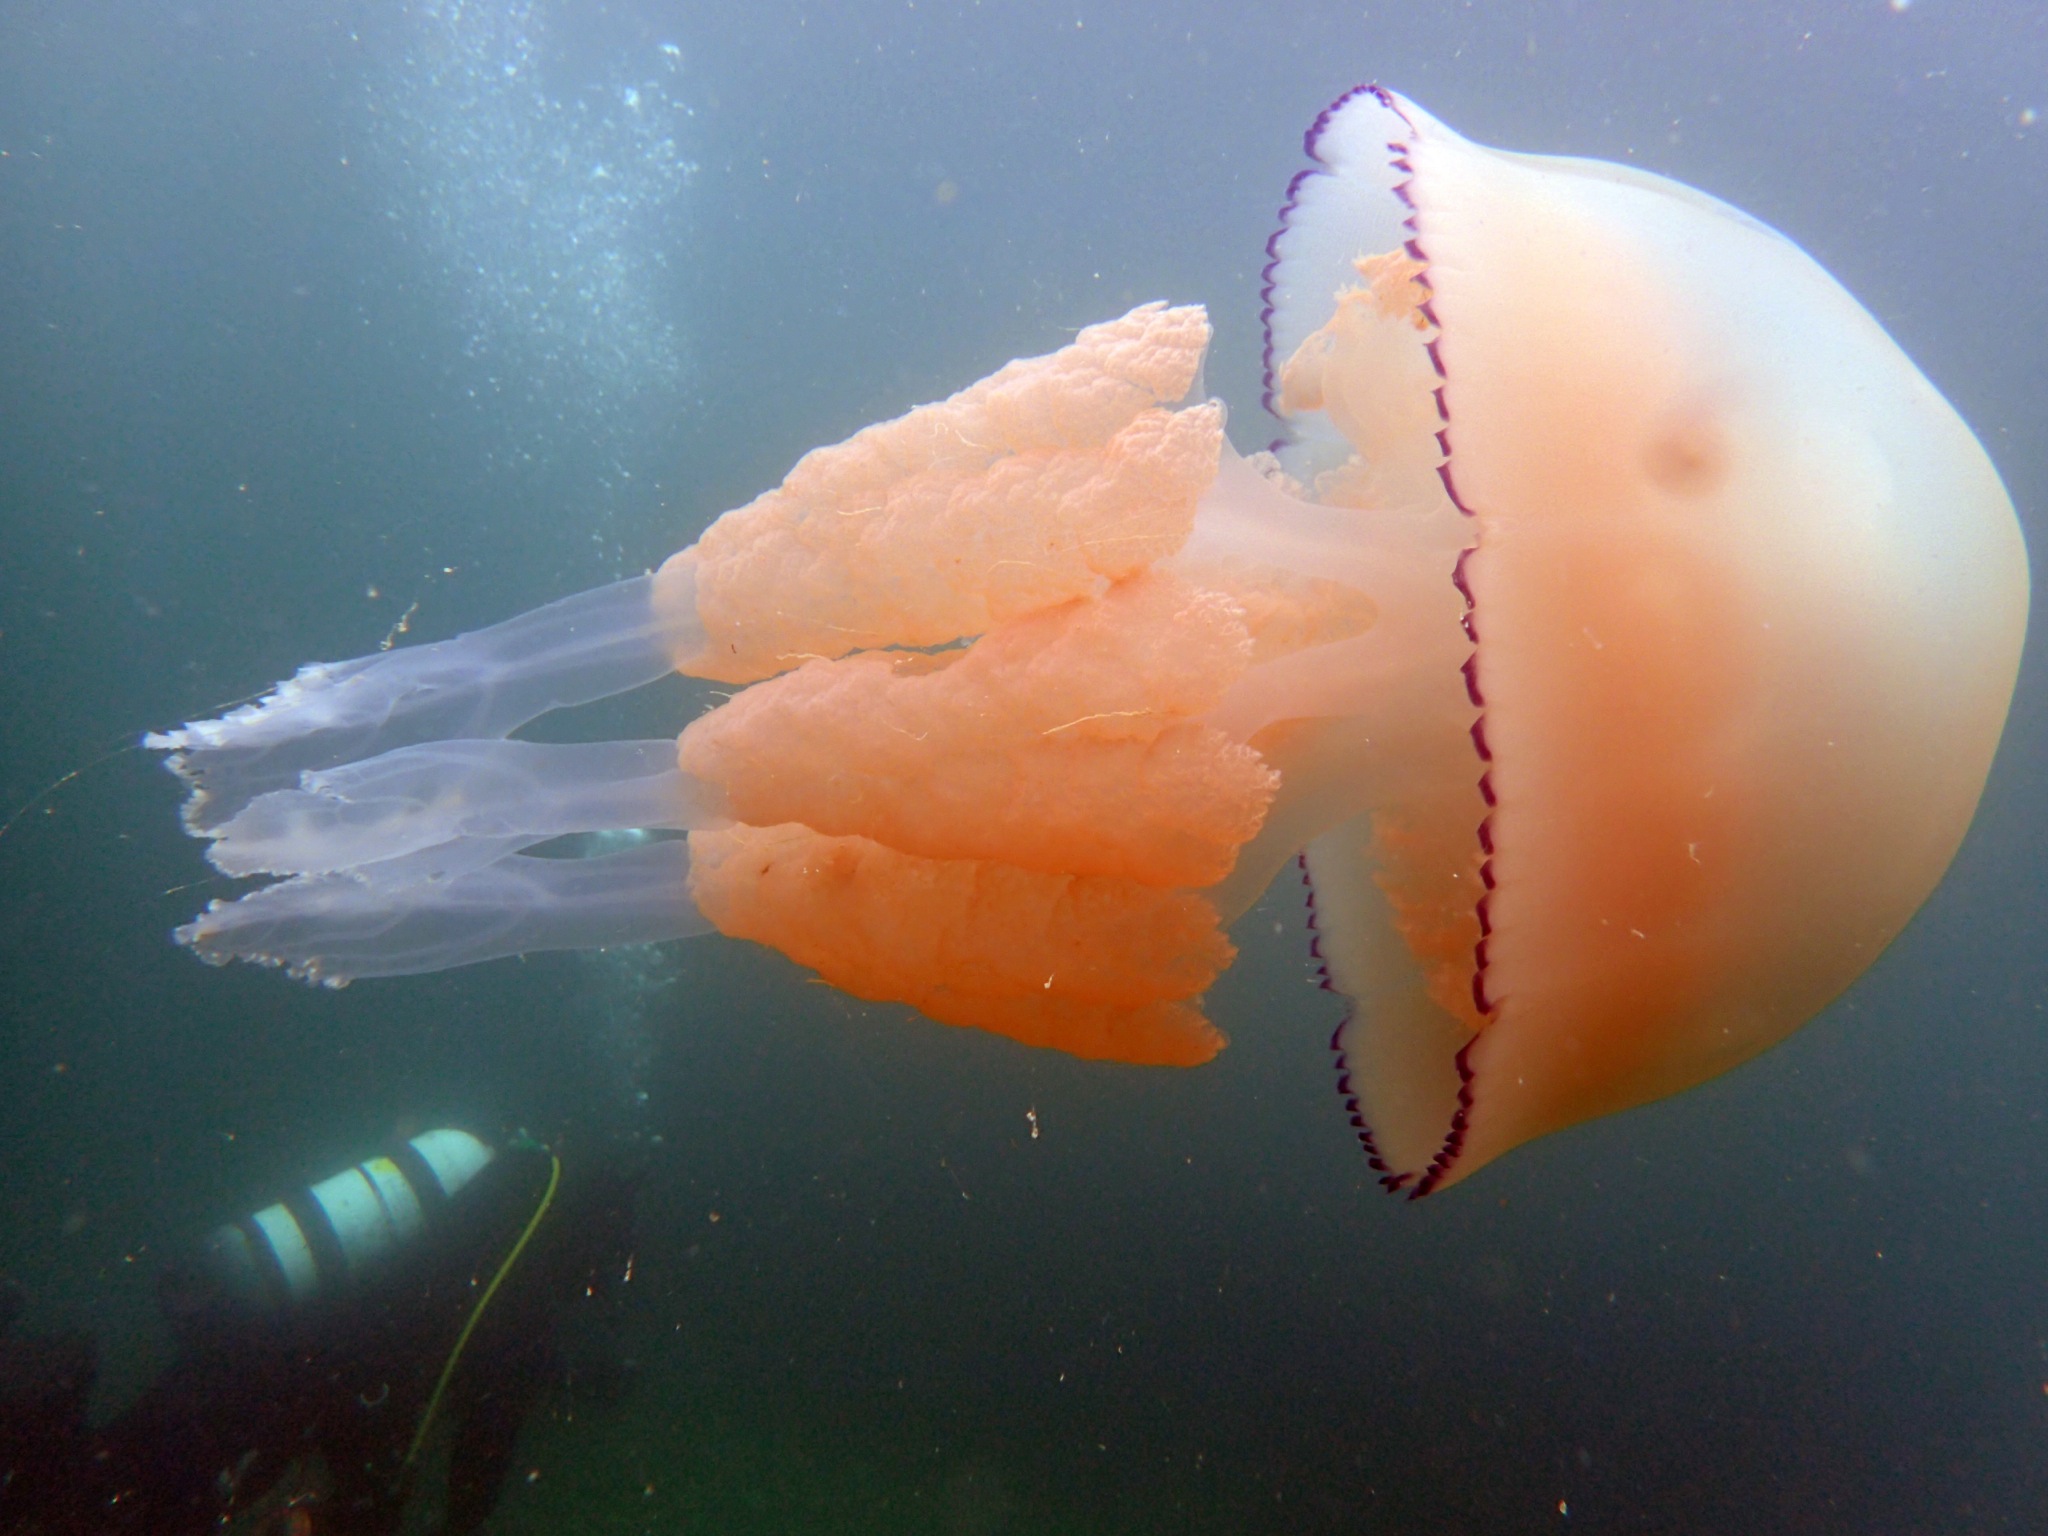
[148,86,2026,1196]
[141,301,1386,1041]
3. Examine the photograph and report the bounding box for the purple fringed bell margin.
[1259,82,1384,433]
[1279,84,1496,1196]
[1304,852,1413,1194]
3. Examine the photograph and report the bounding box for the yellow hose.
[402,1150,562,1472]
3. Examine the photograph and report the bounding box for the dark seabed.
[2,2,2045,1531]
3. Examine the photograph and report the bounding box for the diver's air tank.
[202,1128,496,1308]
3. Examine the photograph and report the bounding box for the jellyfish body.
[149,88,2027,1192]
[1263,88,2027,1189]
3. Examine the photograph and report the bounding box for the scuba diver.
[0,1129,638,1534]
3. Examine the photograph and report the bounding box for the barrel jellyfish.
[149,88,2027,1194]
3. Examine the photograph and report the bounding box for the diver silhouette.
[0,1131,637,1534]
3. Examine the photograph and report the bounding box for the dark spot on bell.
[1644,410,1729,497]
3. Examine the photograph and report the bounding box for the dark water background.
[3,2,2045,1531]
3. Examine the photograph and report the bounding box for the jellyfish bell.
[146,87,2027,1194]
[1261,87,2027,1190]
